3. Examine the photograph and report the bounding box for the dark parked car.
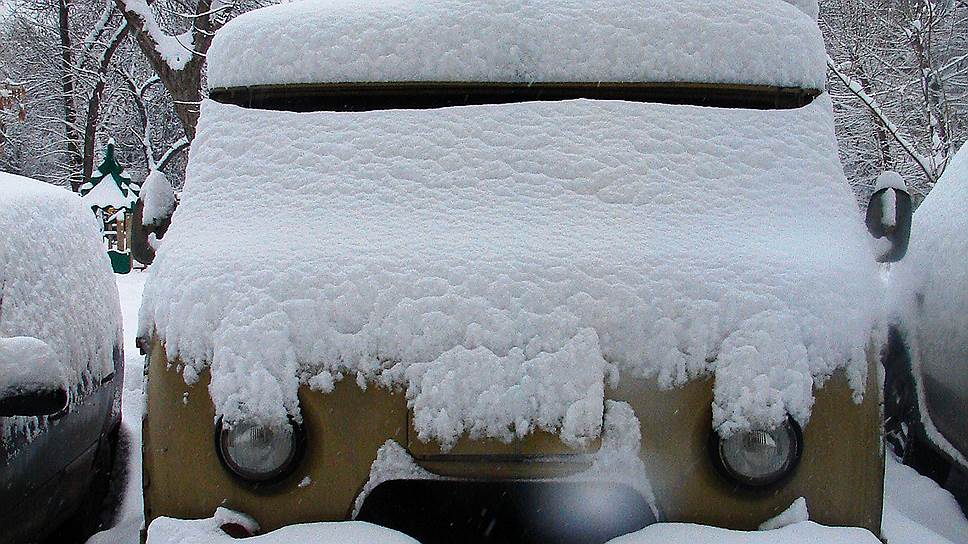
[0,172,124,543]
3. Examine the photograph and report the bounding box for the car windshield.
[209,82,819,112]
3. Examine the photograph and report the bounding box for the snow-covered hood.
[208,0,825,90]
[141,96,880,447]
[0,173,120,383]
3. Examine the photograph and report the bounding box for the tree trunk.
[114,0,217,142]
[854,70,893,172]
[58,0,83,191]
[81,23,130,182]
[909,12,951,171]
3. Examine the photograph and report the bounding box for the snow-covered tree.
[115,0,272,140]
[0,0,134,189]
[140,167,175,227]
[0,0,195,189]
[821,0,968,202]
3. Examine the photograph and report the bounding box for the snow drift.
[605,521,880,544]
[207,0,826,90]
[140,94,880,448]
[146,508,420,544]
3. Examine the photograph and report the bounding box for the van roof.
[208,0,826,93]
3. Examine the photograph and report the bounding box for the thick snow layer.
[399,328,608,448]
[141,170,177,226]
[1,172,121,441]
[208,0,826,90]
[606,521,881,543]
[140,95,879,446]
[146,508,420,544]
[892,143,968,463]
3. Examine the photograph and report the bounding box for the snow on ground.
[208,0,826,90]
[608,520,881,543]
[140,461,968,544]
[882,454,968,544]
[87,271,147,544]
[146,509,420,544]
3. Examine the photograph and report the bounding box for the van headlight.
[711,417,803,487]
[215,418,304,483]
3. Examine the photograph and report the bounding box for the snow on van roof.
[207,0,826,91]
[140,96,879,447]
[0,173,121,439]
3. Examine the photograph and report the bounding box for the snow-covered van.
[138,0,898,541]
[0,172,124,543]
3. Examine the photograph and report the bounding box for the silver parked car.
[887,147,968,512]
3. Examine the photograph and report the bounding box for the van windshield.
[209,82,819,112]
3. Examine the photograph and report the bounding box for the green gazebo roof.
[79,139,140,211]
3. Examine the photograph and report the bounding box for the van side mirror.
[0,337,69,417]
[865,172,912,263]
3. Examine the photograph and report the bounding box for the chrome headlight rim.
[709,416,804,489]
[214,416,306,486]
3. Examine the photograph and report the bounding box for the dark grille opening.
[356,479,656,544]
